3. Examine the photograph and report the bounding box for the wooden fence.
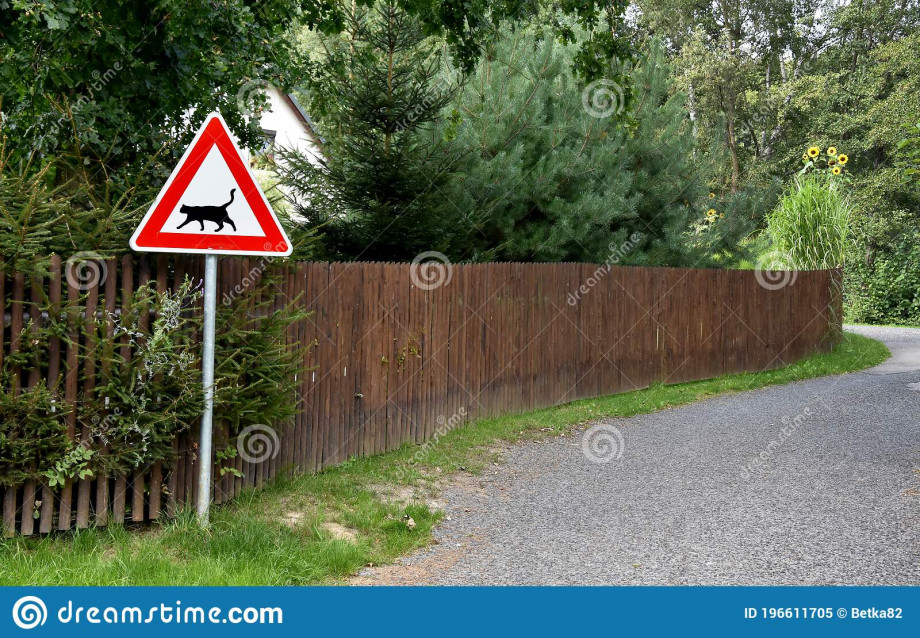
[1,257,841,535]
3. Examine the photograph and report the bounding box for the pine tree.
[0,145,62,275]
[434,25,635,262]
[435,28,749,265]
[618,43,758,267]
[279,1,463,261]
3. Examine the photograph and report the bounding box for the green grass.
[846,322,920,329]
[0,332,889,586]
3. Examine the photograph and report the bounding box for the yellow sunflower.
[709,192,716,199]
[838,154,848,165]
[827,146,837,156]
[719,213,725,218]
[706,208,717,219]
[807,146,820,158]
[832,166,842,175]
[802,152,808,160]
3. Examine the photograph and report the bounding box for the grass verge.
[845,322,920,330]
[0,332,889,585]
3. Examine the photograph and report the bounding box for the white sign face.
[159,146,267,237]
[130,112,292,256]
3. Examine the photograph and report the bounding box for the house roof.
[282,93,325,146]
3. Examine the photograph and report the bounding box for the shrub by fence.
[1,257,841,535]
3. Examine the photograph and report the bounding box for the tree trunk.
[724,95,741,193]
[687,81,699,138]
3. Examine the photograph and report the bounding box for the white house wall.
[244,85,323,168]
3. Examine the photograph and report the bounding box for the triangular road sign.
[130,111,293,256]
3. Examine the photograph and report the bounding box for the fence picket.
[0,270,10,537]
[20,274,43,535]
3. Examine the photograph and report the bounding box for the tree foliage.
[0,0,311,175]
[634,0,920,324]
[279,1,462,260]
[432,24,635,262]
[284,18,758,267]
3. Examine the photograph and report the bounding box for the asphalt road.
[355,326,920,585]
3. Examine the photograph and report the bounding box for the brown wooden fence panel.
[1,258,839,534]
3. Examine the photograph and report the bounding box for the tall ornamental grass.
[765,146,852,269]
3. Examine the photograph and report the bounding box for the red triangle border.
[130,113,292,256]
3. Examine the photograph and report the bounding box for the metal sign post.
[196,253,218,525]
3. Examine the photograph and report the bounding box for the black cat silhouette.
[176,189,238,232]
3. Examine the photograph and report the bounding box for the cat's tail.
[224,188,237,208]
